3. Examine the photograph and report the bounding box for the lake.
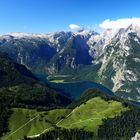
[47,81,115,99]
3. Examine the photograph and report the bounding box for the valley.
[1,25,140,102]
[1,0,140,139]
[0,19,140,140]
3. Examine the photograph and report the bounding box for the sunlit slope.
[2,90,129,140]
[57,97,128,133]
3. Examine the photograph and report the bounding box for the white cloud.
[69,24,81,30]
[99,18,140,29]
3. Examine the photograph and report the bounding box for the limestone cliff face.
[132,132,140,140]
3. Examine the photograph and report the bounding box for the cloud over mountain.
[69,24,81,30]
[99,18,140,29]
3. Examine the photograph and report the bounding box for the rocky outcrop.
[132,132,140,140]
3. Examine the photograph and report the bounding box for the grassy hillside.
[1,108,53,140]
[2,89,130,140]
[1,108,72,140]
[58,97,128,133]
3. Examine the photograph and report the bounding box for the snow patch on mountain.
[133,58,140,63]
[6,32,49,39]
[88,29,118,58]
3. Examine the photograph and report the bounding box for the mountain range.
[0,24,140,139]
[0,24,140,102]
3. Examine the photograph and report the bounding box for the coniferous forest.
[0,96,12,136]
[98,108,140,139]
[25,128,93,140]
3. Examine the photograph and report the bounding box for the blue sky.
[0,0,140,34]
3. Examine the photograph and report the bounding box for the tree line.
[98,108,140,139]
[24,128,93,140]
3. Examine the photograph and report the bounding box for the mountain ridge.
[0,25,140,101]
